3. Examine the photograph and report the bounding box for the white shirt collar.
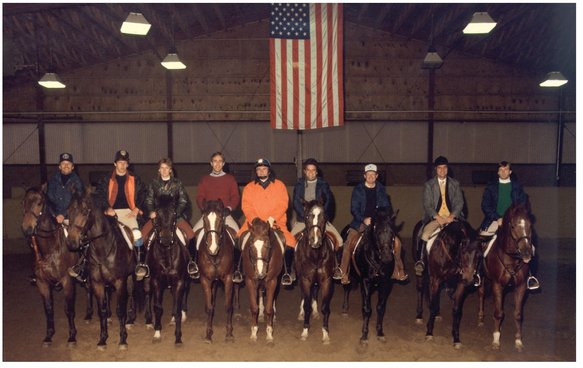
[499,178,511,184]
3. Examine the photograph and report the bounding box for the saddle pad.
[425,228,441,254]
[118,224,134,250]
[351,234,363,256]
[483,235,497,257]
[175,229,186,246]
[240,232,251,251]
[273,231,286,254]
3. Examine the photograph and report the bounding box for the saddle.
[145,226,187,249]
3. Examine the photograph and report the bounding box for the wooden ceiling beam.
[213,4,226,29]
[192,3,210,33]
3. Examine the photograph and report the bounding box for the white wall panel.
[3,124,39,164]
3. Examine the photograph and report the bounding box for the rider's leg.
[233,231,247,284]
[281,246,296,286]
[391,236,409,281]
[415,221,437,275]
[133,228,148,281]
[339,228,359,285]
[176,219,199,278]
[527,245,540,290]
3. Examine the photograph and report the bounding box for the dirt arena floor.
[2,238,576,363]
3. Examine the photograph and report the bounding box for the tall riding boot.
[232,247,244,283]
[187,239,200,279]
[414,239,426,277]
[332,247,343,280]
[281,247,295,286]
[391,238,409,281]
[135,240,149,281]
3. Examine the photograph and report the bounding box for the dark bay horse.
[142,195,189,345]
[240,217,284,343]
[478,203,535,352]
[21,185,79,346]
[420,220,481,348]
[198,199,236,343]
[294,199,335,344]
[350,208,397,345]
[66,189,137,350]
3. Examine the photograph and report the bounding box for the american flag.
[269,3,344,130]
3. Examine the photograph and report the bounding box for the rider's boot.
[68,254,88,283]
[187,239,200,279]
[232,247,244,283]
[332,247,343,280]
[281,246,295,286]
[134,238,149,281]
[414,239,426,277]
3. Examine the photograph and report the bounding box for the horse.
[417,220,481,348]
[197,199,236,343]
[66,189,138,350]
[478,203,535,352]
[350,208,397,345]
[294,199,335,344]
[21,185,79,346]
[240,217,284,343]
[142,195,189,345]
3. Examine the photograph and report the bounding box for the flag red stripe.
[304,40,311,129]
[292,40,299,130]
[326,4,334,126]
[269,38,276,129]
[281,41,288,129]
[315,4,323,129]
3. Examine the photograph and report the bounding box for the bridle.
[247,231,273,279]
[153,208,178,249]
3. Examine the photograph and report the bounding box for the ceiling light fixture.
[539,71,568,87]
[423,45,443,69]
[463,12,497,34]
[161,48,186,70]
[121,12,151,35]
[38,72,66,89]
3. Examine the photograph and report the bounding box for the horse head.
[502,203,534,263]
[247,217,273,280]
[21,185,47,237]
[154,194,178,248]
[202,199,227,256]
[66,188,93,251]
[440,220,480,286]
[371,207,396,264]
[303,198,327,249]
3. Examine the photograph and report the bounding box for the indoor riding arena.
[3,3,576,363]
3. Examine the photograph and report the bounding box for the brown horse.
[21,185,79,346]
[478,203,535,352]
[198,199,236,343]
[240,217,284,343]
[422,220,480,348]
[142,194,189,345]
[66,189,137,350]
[294,199,335,344]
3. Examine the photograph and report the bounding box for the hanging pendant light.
[539,71,568,87]
[121,12,151,35]
[463,12,497,34]
[38,72,66,88]
[161,47,186,70]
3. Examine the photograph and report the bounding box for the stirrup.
[232,270,244,284]
[332,267,343,280]
[135,264,149,281]
[527,276,540,290]
[68,264,86,283]
[188,261,200,279]
[414,261,425,277]
[473,274,482,287]
[281,273,293,286]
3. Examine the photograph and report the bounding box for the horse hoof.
[97,345,106,351]
[478,321,484,327]
[42,341,51,348]
[145,324,154,330]
[435,316,443,322]
[415,318,423,325]
[322,338,331,345]
[203,337,212,344]
[152,337,161,344]
[175,341,183,347]
[225,336,235,343]
[125,323,133,330]
[453,342,462,350]
[359,338,368,346]
[300,335,308,341]
[118,344,128,351]
[425,335,434,342]
[492,343,500,351]
[377,335,386,343]
[67,341,77,347]
[266,339,274,345]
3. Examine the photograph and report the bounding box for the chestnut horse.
[294,199,335,344]
[21,185,79,346]
[240,217,284,343]
[66,189,137,350]
[142,195,189,345]
[422,220,481,348]
[478,203,535,352]
[198,199,236,343]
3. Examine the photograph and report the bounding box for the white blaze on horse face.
[208,212,218,254]
[311,207,321,244]
[254,239,265,274]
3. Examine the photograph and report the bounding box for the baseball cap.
[255,158,271,168]
[364,163,377,173]
[434,156,448,166]
[59,152,74,164]
[114,150,130,162]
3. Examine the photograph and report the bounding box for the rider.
[414,156,465,276]
[338,164,407,285]
[236,158,297,286]
[479,160,540,290]
[136,158,197,281]
[193,151,241,281]
[47,153,85,283]
[291,158,343,279]
[93,150,147,278]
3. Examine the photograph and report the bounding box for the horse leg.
[359,279,372,345]
[114,279,129,350]
[93,283,109,350]
[513,284,527,352]
[201,277,215,343]
[342,283,351,315]
[245,282,259,341]
[37,281,55,346]
[375,279,392,342]
[451,283,467,349]
[477,281,485,326]
[181,278,191,322]
[264,280,277,343]
[174,279,185,345]
[300,280,312,341]
[152,279,165,343]
[223,277,235,342]
[491,282,505,350]
[62,278,78,346]
[320,279,333,345]
[126,275,136,326]
[84,283,94,322]
[415,273,425,324]
[425,277,441,341]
